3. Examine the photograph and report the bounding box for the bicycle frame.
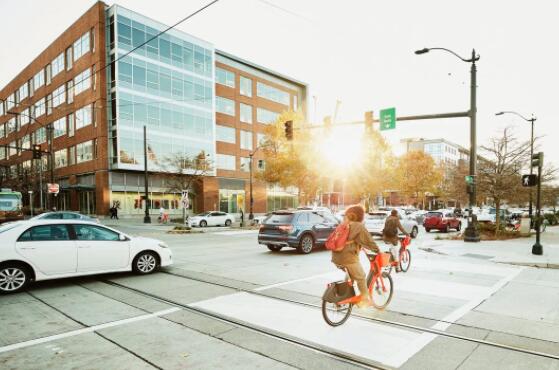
[336,253,388,305]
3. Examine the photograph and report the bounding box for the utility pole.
[47,124,55,210]
[143,126,151,223]
[249,152,254,221]
[532,152,543,255]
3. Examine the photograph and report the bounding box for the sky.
[1,0,558,173]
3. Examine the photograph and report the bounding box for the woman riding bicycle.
[331,204,380,308]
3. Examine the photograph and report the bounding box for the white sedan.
[364,211,419,238]
[188,211,234,227]
[0,220,172,294]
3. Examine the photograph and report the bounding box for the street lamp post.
[495,111,536,222]
[415,47,480,242]
[143,125,151,223]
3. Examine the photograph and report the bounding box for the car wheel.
[297,234,314,254]
[0,264,30,294]
[456,222,462,231]
[199,220,207,227]
[411,227,418,239]
[425,228,431,233]
[444,224,450,233]
[267,245,282,252]
[133,252,159,274]
[225,219,232,227]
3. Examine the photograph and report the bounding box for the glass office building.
[106,5,216,214]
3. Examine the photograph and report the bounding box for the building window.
[216,96,235,116]
[21,135,30,150]
[7,118,16,135]
[55,149,67,168]
[34,69,45,90]
[75,105,92,130]
[76,140,94,163]
[216,67,235,88]
[18,108,30,127]
[257,133,266,146]
[18,82,29,102]
[51,53,65,78]
[66,80,74,104]
[240,103,253,124]
[73,31,91,61]
[46,64,52,85]
[258,159,265,169]
[74,68,91,96]
[34,98,45,118]
[66,47,73,70]
[6,93,15,111]
[257,82,290,105]
[9,141,17,157]
[256,107,279,124]
[0,100,4,116]
[35,127,46,144]
[293,95,298,111]
[68,146,76,165]
[68,113,75,137]
[216,125,235,144]
[53,117,66,138]
[240,130,253,150]
[216,154,236,170]
[0,146,5,160]
[0,123,4,138]
[240,76,252,97]
[52,84,66,108]
[240,157,250,172]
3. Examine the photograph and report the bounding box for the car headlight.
[158,242,169,249]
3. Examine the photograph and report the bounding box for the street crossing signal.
[32,145,42,159]
[522,174,537,187]
[531,152,543,168]
[284,120,293,141]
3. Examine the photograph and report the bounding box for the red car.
[423,211,462,232]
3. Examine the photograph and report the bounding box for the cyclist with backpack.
[328,204,379,308]
[383,209,409,272]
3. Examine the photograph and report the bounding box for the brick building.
[0,2,307,217]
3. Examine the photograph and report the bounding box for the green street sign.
[465,175,474,184]
[380,107,396,131]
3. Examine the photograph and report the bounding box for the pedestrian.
[113,202,119,220]
[382,209,409,272]
[240,208,244,227]
[159,206,164,223]
[109,206,115,219]
[331,204,379,308]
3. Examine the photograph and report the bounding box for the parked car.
[258,209,339,254]
[0,220,172,294]
[188,211,234,227]
[423,211,462,232]
[364,211,419,238]
[30,211,100,223]
[334,210,345,222]
[252,213,271,225]
[477,208,511,224]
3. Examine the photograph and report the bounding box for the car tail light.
[278,225,293,233]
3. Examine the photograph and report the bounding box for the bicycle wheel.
[367,271,394,310]
[322,300,353,326]
[400,249,411,272]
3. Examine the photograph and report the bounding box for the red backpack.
[325,223,350,252]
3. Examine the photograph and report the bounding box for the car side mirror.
[119,234,128,241]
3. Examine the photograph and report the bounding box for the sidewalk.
[421,226,559,269]
[100,217,254,234]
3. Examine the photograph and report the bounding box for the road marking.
[217,230,260,236]
[253,271,338,291]
[0,307,180,354]
[191,292,421,368]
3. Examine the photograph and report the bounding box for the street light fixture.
[415,47,481,242]
[495,111,537,222]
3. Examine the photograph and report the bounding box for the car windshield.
[266,213,294,224]
[426,212,443,218]
[367,213,387,220]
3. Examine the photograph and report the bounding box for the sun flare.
[319,126,364,173]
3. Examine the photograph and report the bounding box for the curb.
[494,261,559,269]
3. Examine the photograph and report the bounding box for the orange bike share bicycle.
[386,235,412,274]
[322,252,394,326]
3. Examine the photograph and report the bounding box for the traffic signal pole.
[532,152,544,255]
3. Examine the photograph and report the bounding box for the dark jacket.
[332,221,379,265]
[383,215,407,245]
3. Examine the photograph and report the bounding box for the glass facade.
[110,6,215,173]
[239,103,252,123]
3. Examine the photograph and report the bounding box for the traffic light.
[323,116,332,133]
[531,152,543,168]
[364,111,373,134]
[464,175,474,185]
[284,120,293,141]
[32,145,42,159]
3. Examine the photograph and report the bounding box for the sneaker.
[356,295,372,308]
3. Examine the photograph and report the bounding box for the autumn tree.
[477,128,531,233]
[394,150,443,209]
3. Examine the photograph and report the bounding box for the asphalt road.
[1,225,559,370]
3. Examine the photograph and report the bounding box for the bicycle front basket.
[322,281,356,303]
